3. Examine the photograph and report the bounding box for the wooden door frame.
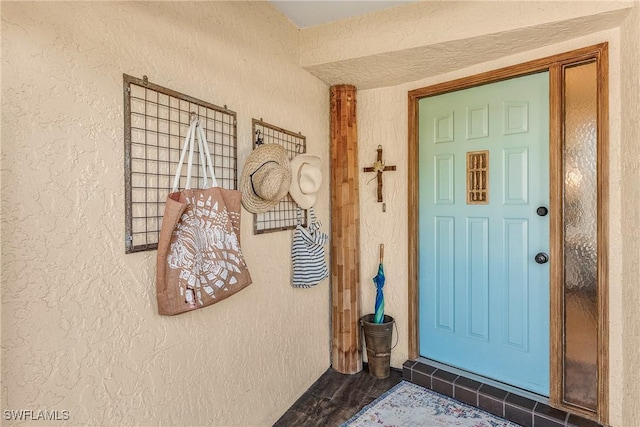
[407,43,609,423]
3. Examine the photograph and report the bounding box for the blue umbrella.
[373,244,386,324]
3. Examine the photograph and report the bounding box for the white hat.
[241,144,292,213]
[289,154,322,209]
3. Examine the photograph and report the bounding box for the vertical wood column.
[330,85,362,374]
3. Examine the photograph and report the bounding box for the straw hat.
[241,144,292,213]
[289,154,322,209]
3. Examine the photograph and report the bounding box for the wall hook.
[255,129,264,146]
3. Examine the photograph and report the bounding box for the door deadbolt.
[535,252,549,264]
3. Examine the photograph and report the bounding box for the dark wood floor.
[273,365,403,427]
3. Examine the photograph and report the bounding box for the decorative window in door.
[466,150,489,204]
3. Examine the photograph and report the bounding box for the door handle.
[535,252,549,264]
[536,206,548,216]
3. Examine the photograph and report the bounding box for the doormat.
[341,381,520,427]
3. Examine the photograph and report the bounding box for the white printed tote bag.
[156,118,252,315]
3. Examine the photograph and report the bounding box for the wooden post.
[330,85,362,374]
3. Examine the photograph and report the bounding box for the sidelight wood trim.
[407,43,609,423]
[596,45,610,425]
[548,62,564,412]
[549,47,609,424]
[330,85,363,374]
[408,93,419,360]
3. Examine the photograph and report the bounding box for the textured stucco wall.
[358,86,408,369]
[3,1,639,426]
[1,2,330,426]
[301,1,632,66]
[620,2,640,425]
[300,1,633,89]
[357,20,637,427]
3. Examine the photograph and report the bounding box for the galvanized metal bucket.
[360,314,395,379]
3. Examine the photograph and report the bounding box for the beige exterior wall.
[620,2,640,424]
[300,1,633,89]
[300,1,633,66]
[1,2,330,426]
[2,1,639,426]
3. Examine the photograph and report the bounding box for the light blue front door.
[418,72,550,395]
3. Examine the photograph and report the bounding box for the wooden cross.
[363,145,396,203]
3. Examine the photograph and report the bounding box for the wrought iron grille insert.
[123,74,238,253]
[466,150,489,205]
[252,118,307,234]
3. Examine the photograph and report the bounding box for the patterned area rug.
[341,381,520,427]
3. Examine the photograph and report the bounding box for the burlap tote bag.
[156,118,252,315]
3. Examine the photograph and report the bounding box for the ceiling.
[269,1,415,28]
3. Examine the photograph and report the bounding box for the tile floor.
[403,359,604,427]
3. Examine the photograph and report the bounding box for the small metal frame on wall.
[123,74,238,253]
[252,118,306,234]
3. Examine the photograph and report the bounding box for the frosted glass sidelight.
[562,61,598,411]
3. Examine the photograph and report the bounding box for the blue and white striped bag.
[291,207,329,288]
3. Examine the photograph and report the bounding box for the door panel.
[418,72,550,395]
